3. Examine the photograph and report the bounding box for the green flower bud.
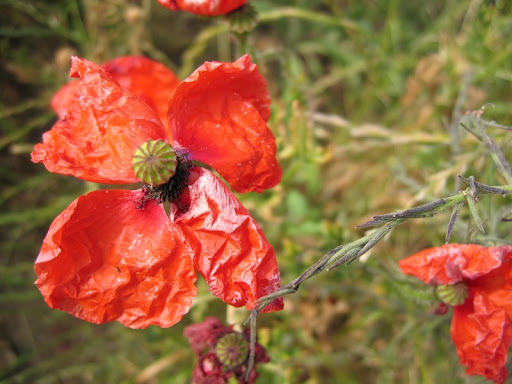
[226,3,258,34]
[215,333,249,368]
[436,282,469,306]
[132,139,177,186]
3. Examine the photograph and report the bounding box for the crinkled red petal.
[51,56,179,132]
[158,0,247,16]
[471,247,512,317]
[171,167,283,312]
[51,80,80,119]
[102,56,179,135]
[452,290,512,384]
[32,57,167,184]
[398,244,506,285]
[34,189,197,329]
[169,55,281,193]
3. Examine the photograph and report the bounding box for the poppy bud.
[226,3,258,34]
[132,139,177,186]
[215,332,249,368]
[436,282,469,306]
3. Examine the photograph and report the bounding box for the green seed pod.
[132,139,177,186]
[226,3,258,34]
[436,282,469,306]
[215,333,249,368]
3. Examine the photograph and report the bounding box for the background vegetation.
[1,0,511,383]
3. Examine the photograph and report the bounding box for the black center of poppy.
[136,153,192,209]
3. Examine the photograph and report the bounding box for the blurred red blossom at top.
[184,317,269,383]
[399,244,512,384]
[31,55,283,329]
[158,0,247,16]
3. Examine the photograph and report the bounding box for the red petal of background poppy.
[470,246,512,318]
[398,244,505,285]
[51,56,179,132]
[169,55,282,193]
[184,317,232,355]
[34,189,197,329]
[102,56,179,135]
[32,57,167,184]
[158,0,247,16]
[451,291,512,384]
[171,167,283,312]
[51,80,80,119]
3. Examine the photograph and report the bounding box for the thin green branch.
[446,201,464,243]
[245,310,257,382]
[254,178,512,313]
[459,114,512,184]
[259,7,360,32]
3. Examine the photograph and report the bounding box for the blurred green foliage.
[1,0,512,383]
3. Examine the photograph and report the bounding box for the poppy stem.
[245,310,257,382]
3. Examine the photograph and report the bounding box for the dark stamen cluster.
[136,154,192,209]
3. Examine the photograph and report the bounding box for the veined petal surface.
[452,292,512,384]
[33,57,167,184]
[35,189,197,329]
[102,56,179,134]
[398,244,506,285]
[171,167,283,312]
[169,55,281,193]
[51,56,179,130]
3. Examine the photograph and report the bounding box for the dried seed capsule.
[215,332,249,368]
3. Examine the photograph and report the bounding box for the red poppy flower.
[32,55,283,329]
[184,317,270,384]
[158,0,247,16]
[399,244,512,384]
